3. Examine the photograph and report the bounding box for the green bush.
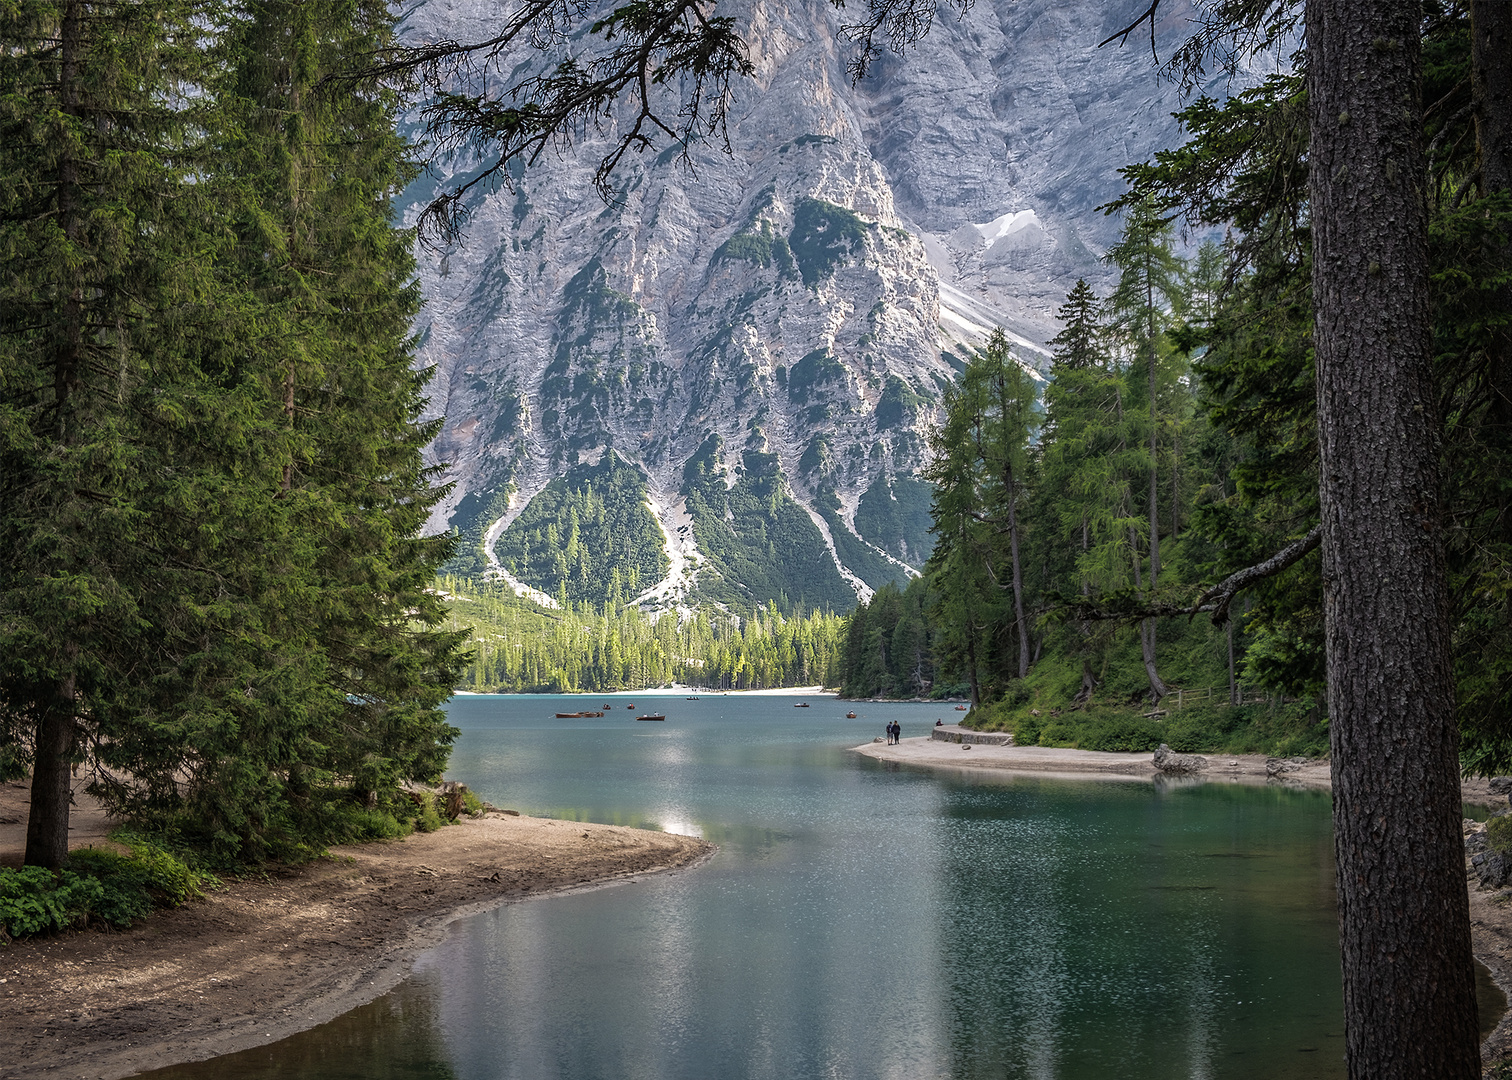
[0,840,211,939]
[1080,716,1163,753]
[1488,815,1512,855]
[321,804,411,844]
[413,799,444,833]
[1014,713,1042,746]
[460,788,485,817]
[0,867,103,937]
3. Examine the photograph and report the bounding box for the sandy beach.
[0,778,710,1080]
[852,734,1337,790]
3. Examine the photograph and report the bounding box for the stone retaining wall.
[930,725,1014,746]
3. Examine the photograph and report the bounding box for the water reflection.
[934,777,1344,1080]
[140,697,1368,1080]
[143,974,456,1080]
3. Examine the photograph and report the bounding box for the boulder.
[1265,757,1312,777]
[1488,777,1512,795]
[1473,848,1512,889]
[1153,744,1208,773]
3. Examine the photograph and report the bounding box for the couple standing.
[885,720,902,745]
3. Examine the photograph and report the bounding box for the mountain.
[402,0,1203,615]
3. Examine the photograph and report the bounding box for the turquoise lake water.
[150,694,1371,1079]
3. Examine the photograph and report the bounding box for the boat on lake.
[794,702,809,708]
[636,714,666,721]
[556,711,604,718]
[627,704,637,710]
[846,712,857,718]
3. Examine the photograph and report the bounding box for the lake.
[147,693,1371,1078]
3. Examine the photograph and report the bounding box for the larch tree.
[1105,198,1188,704]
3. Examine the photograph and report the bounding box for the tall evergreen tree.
[0,0,255,868]
[1104,198,1188,703]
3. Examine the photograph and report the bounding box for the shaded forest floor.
[0,781,710,1080]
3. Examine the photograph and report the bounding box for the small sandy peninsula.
[853,733,1334,790]
[0,778,710,1080]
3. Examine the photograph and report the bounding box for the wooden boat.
[626,704,636,710]
[846,712,857,718]
[556,711,604,718]
[685,696,699,700]
[794,702,810,708]
[955,705,967,711]
[636,714,667,721]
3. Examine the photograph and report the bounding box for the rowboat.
[846,712,857,718]
[636,714,666,721]
[794,702,810,708]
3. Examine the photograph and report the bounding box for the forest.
[840,7,1512,774]
[0,2,466,869]
[439,577,844,692]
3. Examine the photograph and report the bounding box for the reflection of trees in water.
[137,974,456,1080]
[936,777,1341,1080]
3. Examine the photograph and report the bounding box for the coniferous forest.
[0,2,467,868]
[836,7,1512,789]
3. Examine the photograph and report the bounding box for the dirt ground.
[0,778,710,1080]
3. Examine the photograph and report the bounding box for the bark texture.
[25,0,85,872]
[1307,1,1480,1075]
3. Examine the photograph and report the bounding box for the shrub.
[1013,713,1042,746]
[1081,716,1162,753]
[1488,815,1512,855]
[0,840,211,939]
[460,788,485,818]
[0,867,103,938]
[413,799,444,833]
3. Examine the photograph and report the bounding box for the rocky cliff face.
[404,0,1199,614]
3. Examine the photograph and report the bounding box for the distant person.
[893,721,902,744]
[936,719,943,727]
[884,721,894,745]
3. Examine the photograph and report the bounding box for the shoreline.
[0,813,711,1080]
[852,735,1334,790]
[453,685,835,698]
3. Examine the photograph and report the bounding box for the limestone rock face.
[402,0,1199,611]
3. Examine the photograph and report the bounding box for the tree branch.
[1058,524,1322,626]
[1098,0,1161,62]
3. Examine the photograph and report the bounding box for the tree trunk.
[25,671,78,871]
[26,0,86,871]
[1472,0,1512,196]
[1227,618,1237,706]
[1006,479,1029,679]
[1307,1,1480,1075]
